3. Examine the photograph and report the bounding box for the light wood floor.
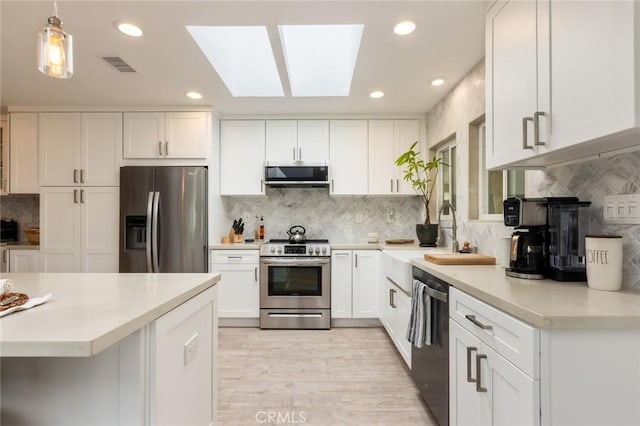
[217,327,437,425]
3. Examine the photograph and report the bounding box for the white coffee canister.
[585,235,623,291]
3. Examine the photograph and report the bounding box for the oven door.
[260,257,330,309]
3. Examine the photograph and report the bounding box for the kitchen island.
[0,272,220,425]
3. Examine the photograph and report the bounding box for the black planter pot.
[416,224,439,247]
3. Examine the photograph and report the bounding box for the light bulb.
[38,15,73,78]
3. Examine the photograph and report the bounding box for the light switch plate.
[603,194,640,224]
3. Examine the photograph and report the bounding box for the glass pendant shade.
[37,16,73,78]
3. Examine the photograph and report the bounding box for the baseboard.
[219,318,260,327]
[331,318,383,327]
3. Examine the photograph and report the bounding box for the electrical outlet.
[183,332,199,365]
[355,213,364,223]
[386,209,395,223]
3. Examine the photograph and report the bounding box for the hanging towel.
[406,279,432,348]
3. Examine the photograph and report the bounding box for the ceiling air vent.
[101,56,137,73]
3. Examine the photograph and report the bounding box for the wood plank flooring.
[218,327,437,425]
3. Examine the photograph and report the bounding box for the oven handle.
[260,258,330,266]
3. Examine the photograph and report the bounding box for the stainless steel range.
[259,239,331,329]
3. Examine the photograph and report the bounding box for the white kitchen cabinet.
[266,120,329,162]
[330,250,353,318]
[352,250,379,318]
[0,116,8,195]
[39,113,122,186]
[368,120,420,195]
[486,0,640,169]
[8,113,38,194]
[329,120,368,195]
[220,120,266,195]
[39,186,118,272]
[8,250,39,272]
[123,112,208,159]
[211,250,259,318]
[380,277,411,367]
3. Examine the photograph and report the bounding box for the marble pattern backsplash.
[221,188,423,243]
[0,194,40,241]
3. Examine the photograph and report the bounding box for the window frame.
[436,141,456,222]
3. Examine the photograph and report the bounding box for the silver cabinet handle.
[80,169,85,183]
[396,179,399,192]
[390,179,393,192]
[293,146,296,160]
[389,288,393,307]
[73,169,78,183]
[465,314,493,330]
[73,189,78,203]
[254,267,258,282]
[165,141,169,156]
[80,189,85,204]
[2,249,6,263]
[331,179,335,192]
[534,111,546,146]
[354,253,358,268]
[476,354,488,392]
[227,256,242,260]
[334,253,349,257]
[261,179,265,193]
[298,146,302,160]
[158,141,163,156]
[466,347,478,383]
[390,288,397,308]
[522,117,534,150]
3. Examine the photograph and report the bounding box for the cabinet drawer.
[450,287,539,378]
[211,250,259,264]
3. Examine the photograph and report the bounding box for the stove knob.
[277,247,283,254]
[315,247,320,255]
[321,247,327,254]
[308,247,313,255]
[270,247,275,253]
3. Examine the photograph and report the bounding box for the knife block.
[232,234,244,243]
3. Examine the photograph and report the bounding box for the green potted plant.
[395,141,446,246]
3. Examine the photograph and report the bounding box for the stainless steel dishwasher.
[411,266,450,426]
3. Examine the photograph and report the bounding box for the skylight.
[278,24,364,97]
[186,26,284,97]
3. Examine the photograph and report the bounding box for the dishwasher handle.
[422,283,448,303]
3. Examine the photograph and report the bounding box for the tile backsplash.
[221,188,423,243]
[0,194,40,241]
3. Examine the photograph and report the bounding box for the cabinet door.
[351,250,379,318]
[394,288,412,366]
[39,113,81,186]
[152,286,215,426]
[220,120,265,195]
[8,250,38,272]
[450,320,484,426]
[329,120,368,195]
[297,120,329,162]
[212,263,259,318]
[9,113,38,194]
[265,120,298,162]
[330,250,353,319]
[80,187,119,272]
[381,278,397,338]
[394,120,420,194]
[39,187,80,272]
[368,120,395,195]
[165,112,208,158]
[81,113,121,186]
[486,0,540,169]
[123,112,165,159]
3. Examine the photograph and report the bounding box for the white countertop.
[211,241,428,251]
[410,259,640,329]
[210,242,262,250]
[0,273,220,357]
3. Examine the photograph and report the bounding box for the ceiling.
[0,1,486,116]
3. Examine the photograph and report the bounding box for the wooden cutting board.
[424,253,496,265]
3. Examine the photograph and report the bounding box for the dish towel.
[0,293,52,318]
[406,279,432,348]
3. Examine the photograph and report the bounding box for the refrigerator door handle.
[152,191,160,272]
[146,191,154,272]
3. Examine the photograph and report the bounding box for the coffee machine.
[503,197,591,281]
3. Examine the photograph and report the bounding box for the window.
[478,122,525,220]
[437,142,456,217]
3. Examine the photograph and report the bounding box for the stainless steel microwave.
[264,162,329,187]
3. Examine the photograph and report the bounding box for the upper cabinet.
[7,113,38,194]
[221,120,265,196]
[329,120,368,195]
[368,120,420,195]
[123,112,208,159]
[39,113,122,186]
[486,0,640,169]
[265,120,329,162]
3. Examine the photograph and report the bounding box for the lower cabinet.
[380,277,412,367]
[8,250,39,272]
[211,250,259,318]
[331,250,380,319]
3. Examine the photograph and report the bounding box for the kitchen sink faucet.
[438,201,459,253]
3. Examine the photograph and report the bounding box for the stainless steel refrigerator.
[119,166,208,273]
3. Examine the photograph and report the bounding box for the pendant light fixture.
[37,1,73,79]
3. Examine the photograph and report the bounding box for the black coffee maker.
[504,197,591,281]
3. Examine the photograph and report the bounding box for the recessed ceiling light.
[186,91,202,100]
[186,26,284,97]
[117,22,143,37]
[394,21,416,36]
[369,91,384,99]
[431,78,445,86]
